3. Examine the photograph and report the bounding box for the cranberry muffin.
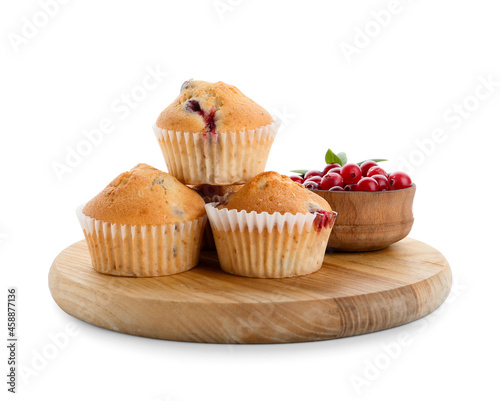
[189,184,244,203]
[205,172,337,278]
[153,80,279,185]
[77,163,206,277]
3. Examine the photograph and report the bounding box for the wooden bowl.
[312,184,416,252]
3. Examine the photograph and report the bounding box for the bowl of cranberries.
[290,153,415,252]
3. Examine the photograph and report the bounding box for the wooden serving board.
[49,238,451,344]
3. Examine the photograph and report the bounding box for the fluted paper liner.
[153,121,279,185]
[76,205,207,277]
[205,203,336,278]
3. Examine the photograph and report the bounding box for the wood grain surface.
[48,238,451,344]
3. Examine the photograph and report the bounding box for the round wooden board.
[48,238,452,344]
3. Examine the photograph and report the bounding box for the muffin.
[190,184,244,203]
[205,172,337,278]
[153,80,279,185]
[190,184,244,251]
[76,163,207,277]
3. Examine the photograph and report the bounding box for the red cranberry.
[205,109,216,134]
[185,99,216,136]
[314,210,334,231]
[329,186,344,191]
[356,177,379,192]
[371,174,389,190]
[322,163,341,176]
[180,80,191,92]
[320,172,343,190]
[344,183,357,191]
[185,99,202,113]
[304,180,320,190]
[289,175,304,184]
[367,166,388,177]
[305,175,321,184]
[388,172,412,190]
[360,160,378,176]
[341,163,362,184]
[304,170,323,180]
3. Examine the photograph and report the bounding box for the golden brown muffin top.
[82,163,206,225]
[189,184,243,201]
[156,80,274,134]
[217,171,332,215]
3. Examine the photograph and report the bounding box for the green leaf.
[325,149,345,166]
[337,152,348,166]
[325,149,335,164]
[357,158,388,166]
[290,169,308,176]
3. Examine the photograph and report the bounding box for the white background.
[2,0,499,400]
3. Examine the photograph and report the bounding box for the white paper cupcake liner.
[76,205,206,277]
[153,121,279,185]
[205,203,336,278]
